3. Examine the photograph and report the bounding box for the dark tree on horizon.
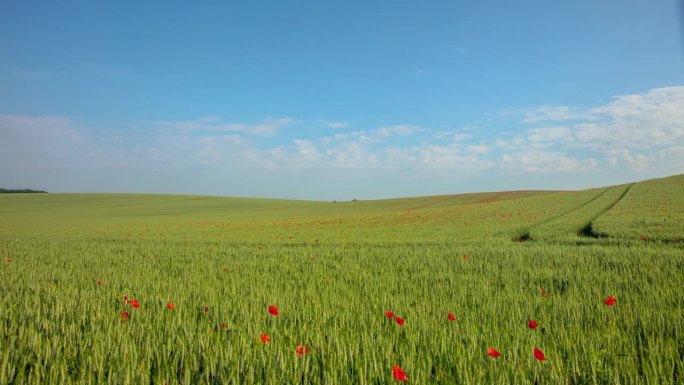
[0,188,47,193]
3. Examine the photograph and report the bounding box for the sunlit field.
[1,175,683,384]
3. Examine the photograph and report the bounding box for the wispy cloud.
[149,117,294,136]
[502,105,585,124]
[494,86,684,172]
[500,151,599,173]
[1,86,682,198]
[325,121,349,129]
[0,114,82,170]
[0,114,136,173]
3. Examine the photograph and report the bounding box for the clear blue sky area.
[1,1,683,199]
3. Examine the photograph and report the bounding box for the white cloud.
[586,86,684,150]
[326,121,348,129]
[495,86,684,172]
[467,144,490,155]
[194,134,251,165]
[526,126,572,143]
[0,114,83,170]
[1,86,682,198]
[654,146,684,173]
[523,106,575,123]
[503,105,583,124]
[150,116,293,136]
[435,132,473,142]
[500,151,599,173]
[198,116,220,123]
[319,124,422,146]
[371,125,421,139]
[573,123,607,143]
[0,114,80,141]
[0,114,149,186]
[257,134,491,173]
[293,139,323,163]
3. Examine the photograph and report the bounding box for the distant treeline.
[0,189,47,193]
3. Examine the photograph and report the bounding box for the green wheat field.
[1,175,683,384]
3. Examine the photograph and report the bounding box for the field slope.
[0,175,682,384]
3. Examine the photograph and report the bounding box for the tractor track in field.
[513,184,633,241]
[528,187,614,230]
[585,183,634,225]
[577,183,635,238]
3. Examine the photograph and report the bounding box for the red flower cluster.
[392,365,408,381]
[487,348,501,359]
[296,345,309,356]
[385,309,405,326]
[123,296,140,308]
[108,285,628,378]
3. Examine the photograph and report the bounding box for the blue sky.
[1,1,683,199]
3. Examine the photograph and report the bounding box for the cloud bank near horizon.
[1,86,683,200]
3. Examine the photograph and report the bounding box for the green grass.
[0,176,683,384]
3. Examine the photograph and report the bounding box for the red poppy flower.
[395,317,405,326]
[219,323,227,329]
[487,348,501,358]
[260,333,270,344]
[604,295,617,306]
[223,267,228,272]
[203,306,209,313]
[462,255,468,260]
[392,365,408,381]
[385,310,395,318]
[131,299,140,309]
[124,296,130,305]
[96,280,102,286]
[528,320,538,329]
[540,289,547,297]
[296,345,309,356]
[120,311,129,320]
[5,258,11,263]
[167,303,175,310]
[533,347,545,361]
[268,305,279,316]
[447,313,456,321]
